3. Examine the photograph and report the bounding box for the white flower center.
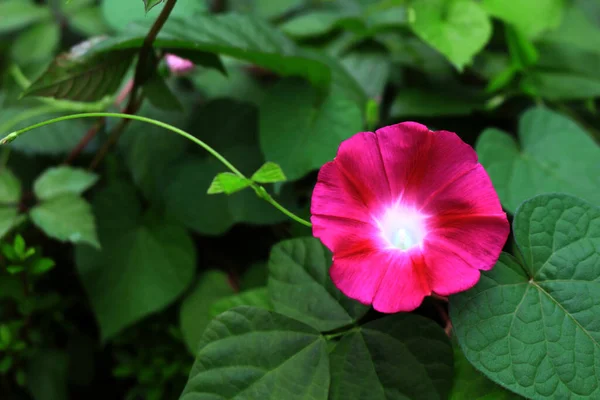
[377,205,427,251]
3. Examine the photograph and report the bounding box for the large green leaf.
[450,194,600,399]
[259,78,362,181]
[268,237,368,332]
[22,50,134,101]
[450,342,522,399]
[180,306,330,400]
[0,0,51,34]
[482,0,565,38]
[33,166,98,201]
[92,14,333,91]
[179,270,235,354]
[410,0,492,70]
[30,194,100,248]
[75,182,196,341]
[476,107,600,212]
[329,314,454,400]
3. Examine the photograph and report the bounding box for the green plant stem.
[90,0,179,169]
[1,112,313,228]
[0,105,59,136]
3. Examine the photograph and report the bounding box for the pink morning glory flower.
[311,122,509,313]
[165,54,195,75]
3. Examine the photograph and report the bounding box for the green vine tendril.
[0,112,312,228]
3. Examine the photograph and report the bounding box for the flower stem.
[1,112,313,228]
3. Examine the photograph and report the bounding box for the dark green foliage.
[0,0,599,399]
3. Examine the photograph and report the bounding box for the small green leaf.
[13,234,25,258]
[251,162,286,184]
[260,79,363,181]
[0,169,21,204]
[0,325,12,345]
[30,194,100,248]
[164,149,291,235]
[330,314,454,400]
[6,265,25,275]
[410,0,492,70]
[22,49,134,101]
[30,258,56,275]
[180,306,330,400]
[477,107,600,213]
[143,0,164,13]
[207,172,251,195]
[209,287,272,318]
[33,166,98,201]
[179,270,235,354]
[268,237,369,332]
[450,194,600,399]
[0,355,13,373]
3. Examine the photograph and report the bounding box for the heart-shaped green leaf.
[268,237,369,332]
[450,193,600,399]
[75,182,196,341]
[410,0,492,70]
[180,306,329,400]
[260,78,363,181]
[477,107,600,213]
[329,313,454,400]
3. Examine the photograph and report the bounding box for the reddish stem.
[434,301,453,337]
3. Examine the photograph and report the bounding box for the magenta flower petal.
[311,122,509,313]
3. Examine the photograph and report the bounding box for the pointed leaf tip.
[251,162,287,184]
[207,173,251,195]
[143,0,165,13]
